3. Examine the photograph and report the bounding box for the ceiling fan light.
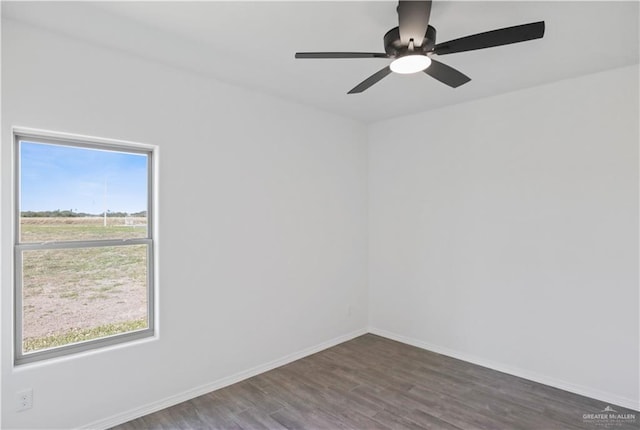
[390,55,432,74]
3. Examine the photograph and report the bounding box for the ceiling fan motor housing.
[384,25,436,57]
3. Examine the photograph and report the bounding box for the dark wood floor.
[113,334,638,429]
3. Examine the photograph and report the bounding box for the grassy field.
[20,217,149,353]
[21,216,147,242]
[24,319,147,352]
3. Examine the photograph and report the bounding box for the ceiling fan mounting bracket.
[384,25,436,58]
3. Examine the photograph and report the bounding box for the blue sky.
[20,141,148,215]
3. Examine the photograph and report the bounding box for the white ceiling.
[3,1,639,123]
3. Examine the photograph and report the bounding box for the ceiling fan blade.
[434,21,545,56]
[397,0,432,47]
[424,59,471,88]
[348,66,393,94]
[295,52,388,59]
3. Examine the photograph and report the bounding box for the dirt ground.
[20,217,149,341]
[22,276,147,340]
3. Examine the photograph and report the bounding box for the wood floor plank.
[371,409,428,430]
[223,381,286,414]
[189,393,245,429]
[231,408,288,430]
[400,408,464,430]
[111,334,638,429]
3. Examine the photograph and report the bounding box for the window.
[14,129,155,365]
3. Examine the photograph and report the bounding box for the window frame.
[13,129,156,365]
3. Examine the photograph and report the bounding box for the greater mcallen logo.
[583,405,636,427]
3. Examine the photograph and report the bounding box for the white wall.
[369,65,639,409]
[1,20,368,429]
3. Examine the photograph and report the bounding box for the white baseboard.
[83,327,368,430]
[368,327,640,412]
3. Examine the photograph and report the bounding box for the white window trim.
[13,128,157,365]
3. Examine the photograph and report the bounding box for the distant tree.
[19,209,148,218]
[21,210,96,217]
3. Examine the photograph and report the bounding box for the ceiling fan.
[295,1,545,93]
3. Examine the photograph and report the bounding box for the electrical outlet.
[17,389,33,412]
